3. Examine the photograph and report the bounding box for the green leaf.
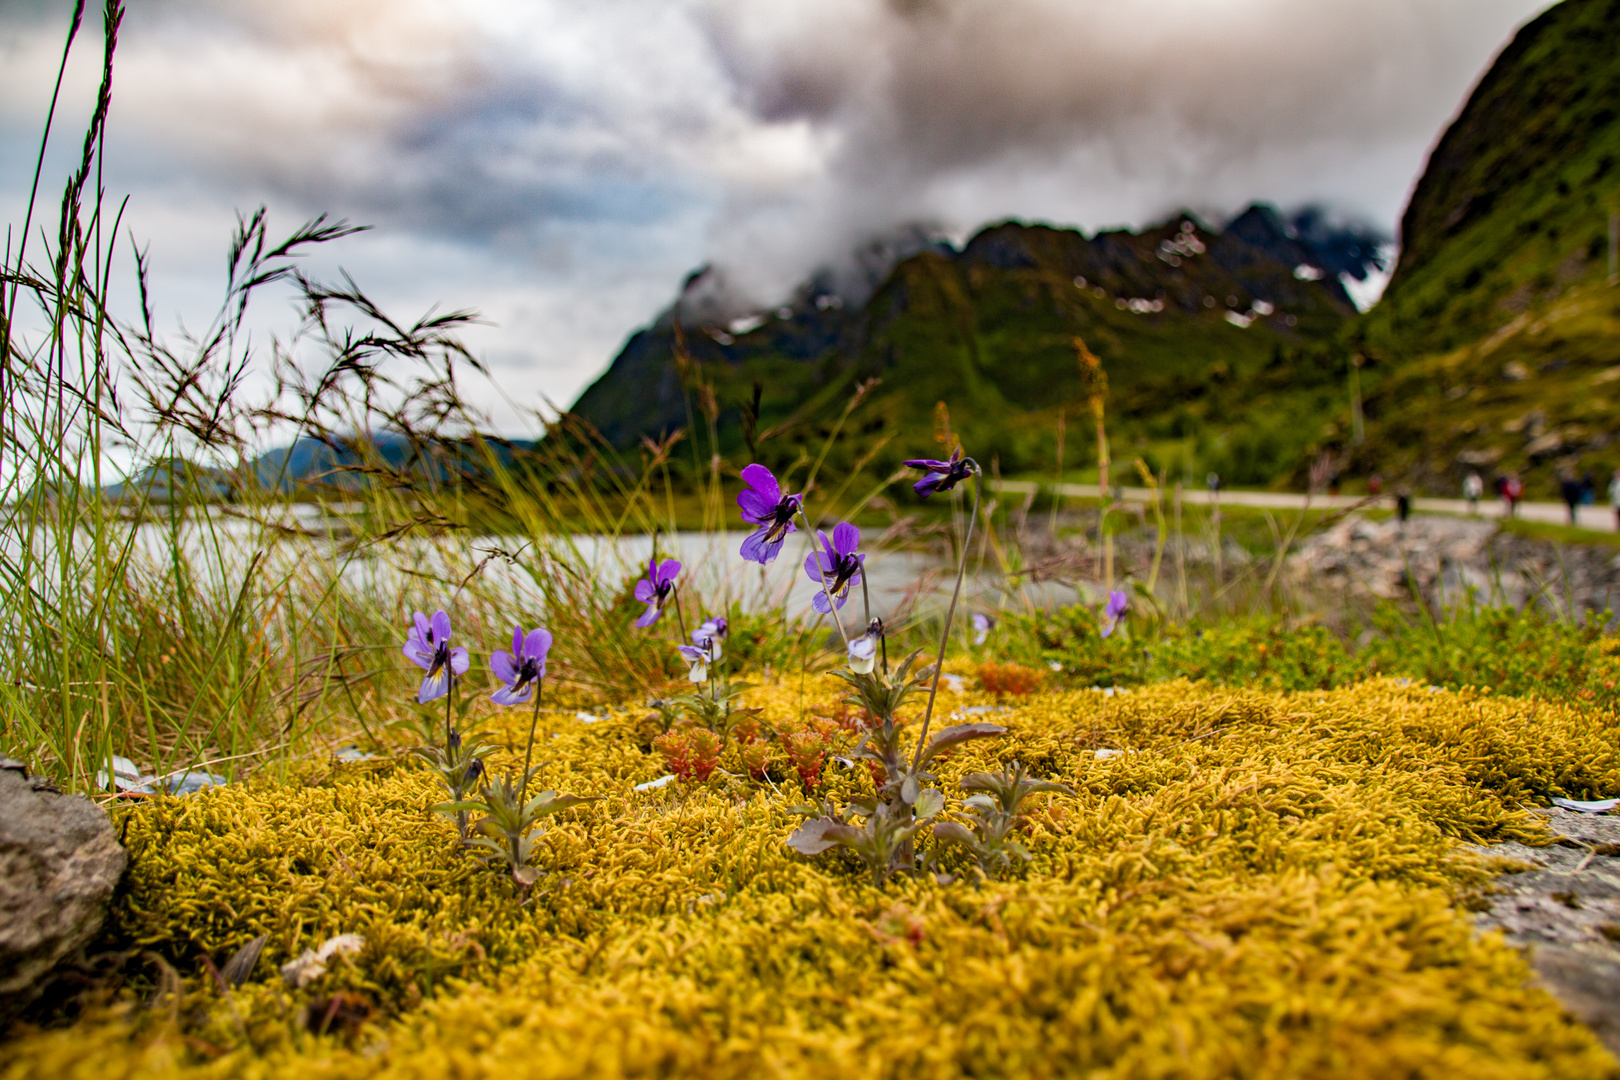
[914,788,945,819]
[932,821,976,845]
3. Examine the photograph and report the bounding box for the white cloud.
[0,0,1557,433]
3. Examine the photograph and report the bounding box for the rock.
[0,759,127,1020]
[1472,808,1620,1056]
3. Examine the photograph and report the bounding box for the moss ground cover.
[8,677,1620,1079]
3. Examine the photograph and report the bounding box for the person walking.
[1463,471,1483,515]
[1395,489,1412,524]
[1560,472,1584,527]
[1503,471,1524,518]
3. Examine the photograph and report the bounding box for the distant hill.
[571,205,1385,487]
[1358,0,1620,494]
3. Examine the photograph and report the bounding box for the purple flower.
[803,522,864,614]
[402,609,471,704]
[971,612,995,645]
[737,463,803,565]
[692,617,728,661]
[1100,589,1129,639]
[633,557,682,628]
[490,625,553,706]
[677,640,715,683]
[902,445,974,498]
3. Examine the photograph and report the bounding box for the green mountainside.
[572,0,1620,498]
[571,207,1381,487]
[1358,0,1620,494]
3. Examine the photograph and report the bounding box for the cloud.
[0,0,1556,428]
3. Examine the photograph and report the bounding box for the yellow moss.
[6,678,1619,1079]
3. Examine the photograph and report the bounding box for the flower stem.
[912,465,981,770]
[672,585,690,642]
[520,676,543,803]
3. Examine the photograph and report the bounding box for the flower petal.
[413,611,431,640]
[450,647,470,675]
[512,625,525,657]
[636,603,662,628]
[658,558,682,585]
[430,610,452,644]
[491,683,532,706]
[832,522,860,555]
[740,463,780,502]
[736,488,775,523]
[418,669,450,704]
[740,528,769,564]
[634,578,656,603]
[491,650,518,684]
[525,628,553,665]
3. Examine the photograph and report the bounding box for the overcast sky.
[0,0,1555,434]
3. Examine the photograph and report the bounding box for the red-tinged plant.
[739,740,772,782]
[780,719,841,790]
[977,661,1045,697]
[653,728,722,783]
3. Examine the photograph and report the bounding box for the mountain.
[571,205,1386,486]
[1357,0,1620,493]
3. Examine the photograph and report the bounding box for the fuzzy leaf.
[932,821,976,845]
[524,792,603,818]
[900,776,920,805]
[788,817,861,855]
[917,723,1006,766]
[914,788,945,818]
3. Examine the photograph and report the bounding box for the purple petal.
[634,578,656,603]
[810,590,832,615]
[760,529,791,564]
[413,610,431,640]
[903,458,952,471]
[832,522,860,555]
[804,552,824,582]
[740,528,769,564]
[512,625,525,657]
[737,488,775,523]
[525,629,553,666]
[636,603,662,628]
[740,463,781,502]
[1100,620,1117,640]
[402,636,431,670]
[658,559,682,585]
[430,610,452,644]
[450,647,470,675]
[677,644,707,663]
[418,669,450,704]
[491,683,532,706]
[491,650,518,684]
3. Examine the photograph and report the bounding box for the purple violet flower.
[677,640,715,683]
[737,463,803,565]
[692,617,728,661]
[902,445,974,498]
[402,609,470,704]
[633,557,682,628]
[1100,589,1129,639]
[490,625,554,706]
[971,612,995,645]
[803,522,864,614]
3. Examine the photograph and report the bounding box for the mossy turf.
[8,678,1620,1079]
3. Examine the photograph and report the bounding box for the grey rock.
[0,761,127,1020]
[1472,808,1620,1055]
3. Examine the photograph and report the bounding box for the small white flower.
[848,633,878,674]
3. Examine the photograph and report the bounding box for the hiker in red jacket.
[1502,472,1524,518]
